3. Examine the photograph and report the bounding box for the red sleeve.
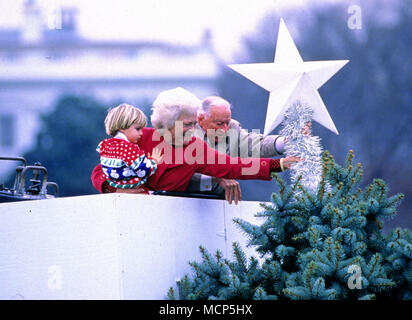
[270,159,282,172]
[91,164,115,193]
[192,139,272,181]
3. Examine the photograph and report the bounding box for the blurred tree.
[16,95,107,196]
[217,0,412,229]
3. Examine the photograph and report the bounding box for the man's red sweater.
[91,127,280,193]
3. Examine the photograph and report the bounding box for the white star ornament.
[228,18,349,136]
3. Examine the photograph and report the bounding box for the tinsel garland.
[279,100,324,194]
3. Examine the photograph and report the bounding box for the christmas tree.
[167,18,411,300]
[167,102,411,300]
[168,149,410,300]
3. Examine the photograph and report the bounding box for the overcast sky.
[0,0,325,61]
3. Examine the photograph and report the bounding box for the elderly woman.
[91,87,300,194]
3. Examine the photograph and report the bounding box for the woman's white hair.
[151,87,201,131]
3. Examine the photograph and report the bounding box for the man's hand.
[284,121,312,144]
[214,178,242,205]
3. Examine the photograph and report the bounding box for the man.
[186,96,288,205]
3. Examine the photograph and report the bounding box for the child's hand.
[149,147,163,164]
[282,156,303,170]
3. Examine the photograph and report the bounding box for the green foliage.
[168,150,411,300]
[15,95,107,196]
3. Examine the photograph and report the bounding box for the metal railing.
[0,156,59,203]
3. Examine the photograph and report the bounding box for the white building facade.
[0,1,220,179]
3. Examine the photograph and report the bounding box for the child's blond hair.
[104,103,147,136]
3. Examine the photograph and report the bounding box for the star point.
[228,19,349,136]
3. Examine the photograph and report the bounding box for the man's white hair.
[199,96,231,118]
[151,87,201,130]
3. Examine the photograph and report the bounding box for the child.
[97,103,163,193]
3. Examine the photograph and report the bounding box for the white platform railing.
[0,194,267,300]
